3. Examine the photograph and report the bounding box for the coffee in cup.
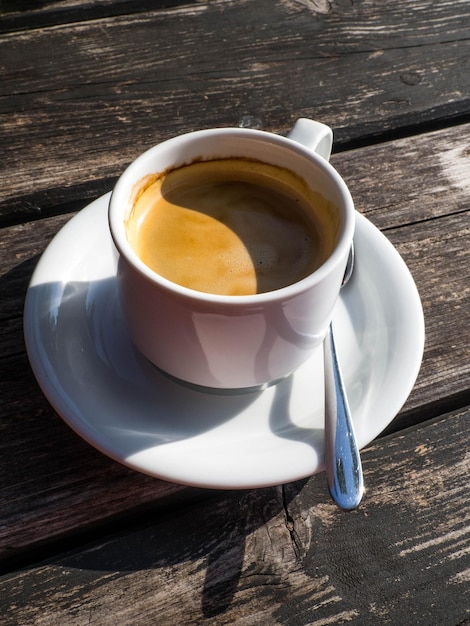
[125,158,340,296]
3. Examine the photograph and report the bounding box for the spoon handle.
[324,322,364,510]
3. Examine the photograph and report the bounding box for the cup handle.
[287,118,333,162]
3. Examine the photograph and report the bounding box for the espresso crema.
[125,158,339,296]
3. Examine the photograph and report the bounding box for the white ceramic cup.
[109,119,355,389]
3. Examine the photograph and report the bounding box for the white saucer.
[24,193,424,489]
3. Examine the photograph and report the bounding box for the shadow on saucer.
[26,275,322,458]
[25,277,262,451]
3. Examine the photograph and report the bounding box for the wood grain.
[1,407,469,625]
[1,0,470,221]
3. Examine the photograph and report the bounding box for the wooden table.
[1,2,469,624]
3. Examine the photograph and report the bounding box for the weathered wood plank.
[0,0,195,34]
[383,212,470,424]
[1,0,470,220]
[1,407,469,625]
[330,123,470,231]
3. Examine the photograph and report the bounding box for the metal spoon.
[323,245,364,510]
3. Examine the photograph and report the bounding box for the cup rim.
[108,127,355,304]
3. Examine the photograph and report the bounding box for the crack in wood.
[281,485,304,561]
